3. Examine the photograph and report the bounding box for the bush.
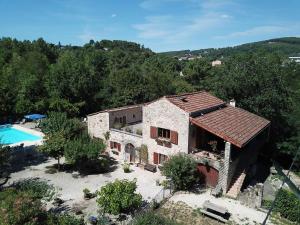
[272,189,300,223]
[0,188,45,225]
[96,179,142,215]
[11,178,56,201]
[46,213,84,225]
[162,153,199,190]
[131,212,179,225]
[123,162,130,173]
[64,132,106,166]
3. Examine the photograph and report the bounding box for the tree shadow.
[8,145,49,173]
[44,155,119,177]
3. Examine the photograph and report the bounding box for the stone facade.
[87,112,109,140]
[87,95,268,198]
[143,98,190,164]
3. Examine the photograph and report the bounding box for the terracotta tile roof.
[166,91,225,113]
[190,105,270,148]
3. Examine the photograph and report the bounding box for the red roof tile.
[190,105,270,148]
[166,91,225,113]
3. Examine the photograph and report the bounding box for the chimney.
[229,99,236,107]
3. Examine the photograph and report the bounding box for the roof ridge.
[165,90,206,98]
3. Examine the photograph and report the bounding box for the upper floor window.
[158,128,170,139]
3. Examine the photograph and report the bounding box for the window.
[133,114,135,118]
[159,154,168,164]
[110,141,121,152]
[158,128,170,139]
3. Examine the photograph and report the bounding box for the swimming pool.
[0,125,42,145]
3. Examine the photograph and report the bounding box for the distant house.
[289,56,300,63]
[87,91,270,198]
[212,60,222,66]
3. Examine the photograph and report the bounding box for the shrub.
[46,213,84,225]
[11,178,56,201]
[0,188,45,225]
[272,189,300,223]
[96,179,142,215]
[162,153,199,190]
[123,162,130,173]
[131,211,179,225]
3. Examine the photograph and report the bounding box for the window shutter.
[117,143,121,152]
[170,131,178,145]
[150,126,157,139]
[110,141,113,149]
[153,152,159,164]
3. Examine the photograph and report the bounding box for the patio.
[6,156,164,217]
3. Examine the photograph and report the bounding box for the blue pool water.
[0,126,42,145]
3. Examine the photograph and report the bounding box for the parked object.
[144,163,157,173]
[200,200,230,223]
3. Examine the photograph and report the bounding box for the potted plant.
[123,162,130,173]
[83,188,92,199]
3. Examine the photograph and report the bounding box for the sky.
[0,0,299,52]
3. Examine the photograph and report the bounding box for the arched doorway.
[125,143,135,162]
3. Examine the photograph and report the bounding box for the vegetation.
[162,153,199,190]
[96,179,142,215]
[264,189,300,223]
[0,179,83,225]
[38,112,107,172]
[0,143,10,186]
[131,211,180,225]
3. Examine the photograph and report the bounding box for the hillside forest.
[0,37,299,169]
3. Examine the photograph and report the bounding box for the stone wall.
[109,106,142,127]
[238,183,264,208]
[143,98,190,164]
[87,112,109,140]
[109,129,143,161]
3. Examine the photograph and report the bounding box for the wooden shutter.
[117,143,121,152]
[150,126,157,139]
[110,141,113,149]
[153,152,159,164]
[170,130,178,145]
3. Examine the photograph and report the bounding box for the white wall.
[142,98,190,164]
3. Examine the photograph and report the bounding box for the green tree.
[96,179,142,215]
[38,132,66,170]
[162,153,199,190]
[39,112,83,139]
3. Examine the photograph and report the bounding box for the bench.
[200,200,230,223]
[144,163,157,173]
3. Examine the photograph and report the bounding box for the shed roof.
[190,105,270,148]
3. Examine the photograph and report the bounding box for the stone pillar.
[222,141,231,194]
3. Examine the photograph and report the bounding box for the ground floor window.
[154,152,168,165]
[110,141,121,152]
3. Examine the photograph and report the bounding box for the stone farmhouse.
[87,91,270,198]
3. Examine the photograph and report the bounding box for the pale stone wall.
[238,183,264,208]
[109,129,142,161]
[87,112,109,139]
[142,98,190,164]
[109,106,142,127]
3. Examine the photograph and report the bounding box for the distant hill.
[159,37,300,59]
